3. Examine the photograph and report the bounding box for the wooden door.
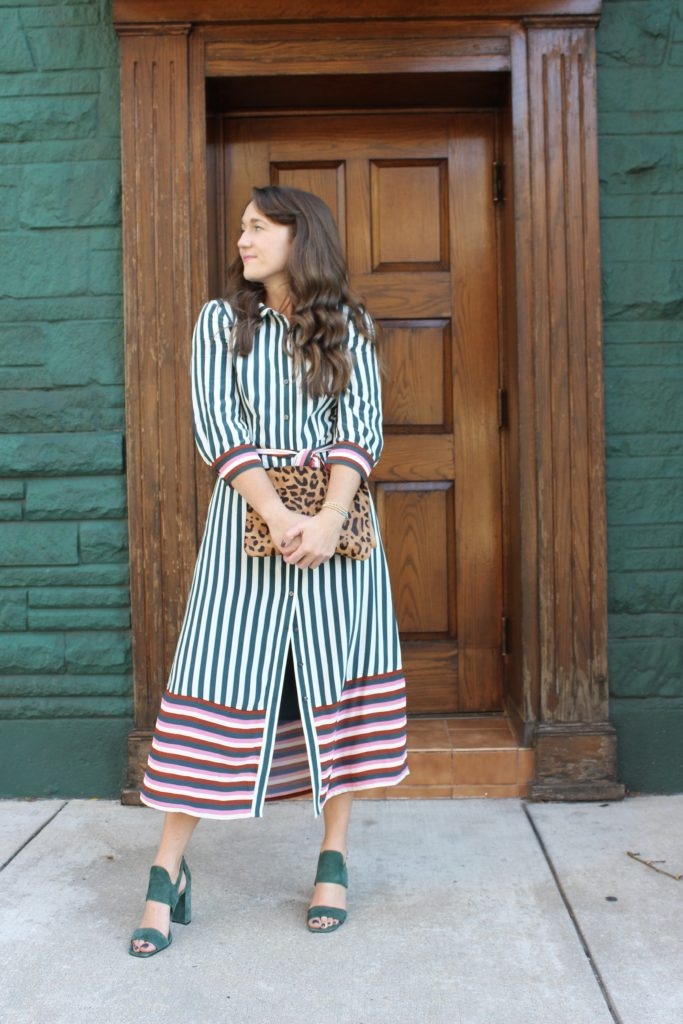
[209,111,504,714]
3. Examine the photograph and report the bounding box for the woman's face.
[238,201,293,295]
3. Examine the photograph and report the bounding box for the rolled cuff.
[213,444,262,484]
[327,441,375,482]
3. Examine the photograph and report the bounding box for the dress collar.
[258,302,289,322]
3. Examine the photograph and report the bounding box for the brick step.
[357,716,535,800]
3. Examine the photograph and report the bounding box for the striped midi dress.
[140,299,409,819]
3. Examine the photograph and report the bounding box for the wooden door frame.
[114,0,624,801]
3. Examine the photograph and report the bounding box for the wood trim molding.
[205,35,511,77]
[113,1,601,27]
[116,22,191,36]
[119,31,198,730]
[526,24,608,724]
[522,23,621,798]
[530,723,624,801]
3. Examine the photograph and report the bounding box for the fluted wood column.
[523,21,622,799]
[117,26,199,792]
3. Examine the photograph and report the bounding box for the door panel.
[212,111,503,714]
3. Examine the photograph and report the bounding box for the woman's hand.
[279,508,344,569]
[264,506,309,557]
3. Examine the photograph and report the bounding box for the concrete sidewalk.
[0,796,681,1024]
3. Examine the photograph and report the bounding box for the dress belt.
[256,445,332,468]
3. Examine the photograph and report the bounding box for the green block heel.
[307,850,348,934]
[129,857,191,958]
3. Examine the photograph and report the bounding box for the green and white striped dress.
[140,299,408,818]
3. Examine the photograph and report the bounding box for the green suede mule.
[129,857,192,958]
[307,850,348,934]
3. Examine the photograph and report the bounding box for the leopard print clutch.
[243,465,376,561]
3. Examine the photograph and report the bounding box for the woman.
[130,185,409,957]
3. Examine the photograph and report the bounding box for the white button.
[288,591,294,597]
[284,414,289,421]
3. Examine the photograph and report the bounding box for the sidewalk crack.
[523,803,624,1024]
[0,801,69,872]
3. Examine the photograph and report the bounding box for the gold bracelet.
[322,501,349,520]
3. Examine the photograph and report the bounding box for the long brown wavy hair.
[225,185,372,397]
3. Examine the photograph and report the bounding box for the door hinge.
[497,388,508,430]
[493,161,505,203]
[502,616,510,657]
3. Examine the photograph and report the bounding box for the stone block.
[604,341,683,368]
[87,246,123,295]
[26,475,127,520]
[598,67,683,112]
[0,387,124,434]
[2,523,78,565]
[599,136,683,195]
[0,674,132,698]
[607,477,683,525]
[603,321,683,345]
[0,9,34,72]
[65,632,132,674]
[0,590,26,630]
[0,295,122,326]
[0,69,100,98]
[26,24,119,72]
[601,217,683,262]
[602,262,683,321]
[1,694,132,719]
[0,718,133,799]
[0,231,90,298]
[609,637,683,697]
[0,503,22,521]
[29,607,131,631]
[29,586,130,609]
[0,480,24,499]
[78,522,129,564]
[608,539,683,572]
[97,66,122,139]
[0,322,46,370]
[610,698,683,793]
[0,633,64,672]
[607,454,683,480]
[44,320,124,387]
[19,5,101,28]
[0,95,97,142]
[596,1,672,67]
[0,564,130,587]
[609,571,683,615]
[606,432,683,458]
[0,186,19,229]
[20,163,121,228]
[609,611,683,639]
[598,111,683,137]
[0,432,123,476]
[605,366,683,433]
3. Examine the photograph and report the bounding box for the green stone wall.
[0,0,681,796]
[0,0,131,797]
[598,0,683,792]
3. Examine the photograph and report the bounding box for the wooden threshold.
[356,715,535,800]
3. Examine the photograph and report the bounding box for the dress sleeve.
[191,299,262,484]
[327,317,383,482]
